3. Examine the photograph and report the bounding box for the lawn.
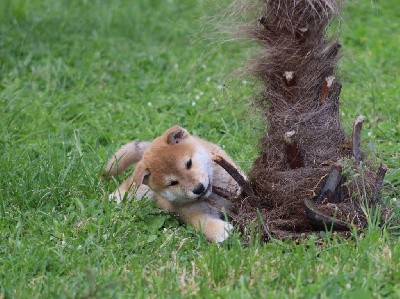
[0,0,399,298]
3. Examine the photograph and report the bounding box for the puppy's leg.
[109,174,153,203]
[177,202,233,243]
[207,193,231,211]
[154,196,176,213]
[103,141,151,177]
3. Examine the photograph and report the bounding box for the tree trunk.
[218,0,388,240]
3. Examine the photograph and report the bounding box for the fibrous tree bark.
[213,0,388,240]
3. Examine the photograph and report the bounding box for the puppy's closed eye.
[170,180,179,186]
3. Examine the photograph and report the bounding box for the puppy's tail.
[102,141,151,177]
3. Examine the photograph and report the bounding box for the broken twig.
[283,71,295,87]
[320,76,335,106]
[295,26,308,40]
[322,41,341,59]
[284,131,305,168]
[352,115,365,164]
[258,16,268,29]
[212,155,255,197]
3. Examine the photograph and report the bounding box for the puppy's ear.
[133,162,151,186]
[165,125,190,145]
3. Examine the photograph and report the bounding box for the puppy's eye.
[170,180,179,186]
[186,159,192,170]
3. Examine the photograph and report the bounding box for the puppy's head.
[133,126,213,203]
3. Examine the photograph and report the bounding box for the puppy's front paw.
[108,192,123,204]
[205,219,233,243]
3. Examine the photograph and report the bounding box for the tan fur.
[103,125,244,242]
[103,141,151,177]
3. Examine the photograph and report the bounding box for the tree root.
[304,199,351,231]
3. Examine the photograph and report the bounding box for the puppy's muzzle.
[192,183,206,195]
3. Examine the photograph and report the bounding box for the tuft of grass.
[0,0,399,297]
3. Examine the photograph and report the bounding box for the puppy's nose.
[192,183,206,195]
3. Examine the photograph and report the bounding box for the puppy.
[103,125,243,242]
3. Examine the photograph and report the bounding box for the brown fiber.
[225,0,384,240]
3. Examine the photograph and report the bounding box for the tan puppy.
[103,125,243,242]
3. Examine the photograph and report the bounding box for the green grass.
[0,0,399,297]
